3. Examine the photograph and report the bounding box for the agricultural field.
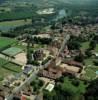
[0,37,17,51]
[0,9,36,21]
[0,19,32,32]
[0,58,21,83]
[0,6,11,13]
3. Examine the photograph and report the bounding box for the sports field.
[0,37,17,51]
[2,47,23,56]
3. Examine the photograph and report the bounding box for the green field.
[0,19,32,31]
[0,37,17,51]
[81,41,98,52]
[0,10,35,21]
[0,58,21,83]
[81,58,98,80]
[2,47,23,56]
[44,77,87,100]
[61,77,87,95]
[80,41,98,80]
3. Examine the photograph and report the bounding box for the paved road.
[58,34,70,56]
[56,34,70,58]
[6,68,38,100]
[6,64,49,100]
[4,34,70,100]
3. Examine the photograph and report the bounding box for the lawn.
[82,66,98,80]
[80,41,98,80]
[43,77,87,100]
[81,41,98,52]
[0,37,17,51]
[3,63,22,73]
[82,58,98,80]
[81,42,89,50]
[61,77,87,95]
[0,57,8,66]
[0,58,21,83]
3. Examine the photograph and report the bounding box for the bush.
[93,59,98,66]
[32,61,40,66]
[72,79,80,87]
[42,56,51,65]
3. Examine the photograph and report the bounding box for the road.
[6,68,38,100]
[5,64,50,100]
[58,34,70,57]
[5,34,70,100]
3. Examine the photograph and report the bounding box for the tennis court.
[2,47,23,57]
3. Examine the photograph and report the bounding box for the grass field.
[0,10,35,21]
[0,58,21,83]
[0,37,17,51]
[61,77,87,95]
[80,41,98,80]
[81,41,98,52]
[0,19,32,31]
[82,58,98,80]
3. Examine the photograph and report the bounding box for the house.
[23,65,33,75]
[33,49,44,61]
[65,60,83,68]
[38,67,62,80]
[60,63,81,74]
[32,34,50,39]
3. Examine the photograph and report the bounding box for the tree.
[26,34,32,64]
[51,23,56,30]
[89,40,96,50]
[68,40,81,50]
[38,80,44,87]
[74,52,84,63]
[85,49,92,58]
[71,79,80,87]
[85,79,98,100]
[59,29,63,33]
[93,59,98,66]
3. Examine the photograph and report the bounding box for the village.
[0,16,98,100]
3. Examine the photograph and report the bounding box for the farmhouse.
[32,34,50,39]
[38,67,62,80]
[33,49,44,61]
[22,65,33,75]
[64,60,83,68]
[60,63,81,74]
